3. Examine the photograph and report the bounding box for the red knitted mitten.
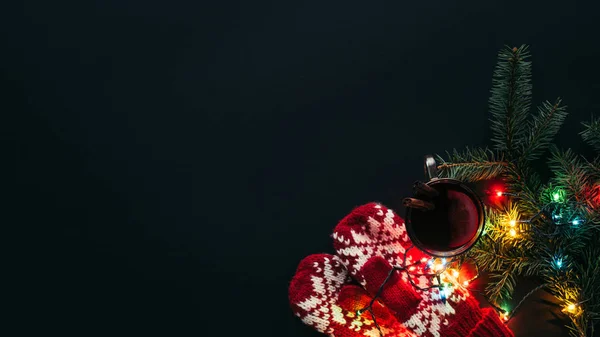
[466,308,514,337]
[289,254,415,337]
[333,203,513,337]
[333,203,432,321]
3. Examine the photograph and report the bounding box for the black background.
[6,1,600,336]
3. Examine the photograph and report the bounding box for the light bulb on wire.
[553,256,563,269]
[551,188,565,202]
[562,303,581,316]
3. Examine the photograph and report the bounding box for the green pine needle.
[521,98,568,161]
[489,45,533,156]
[581,115,600,152]
[435,147,509,182]
[548,146,591,202]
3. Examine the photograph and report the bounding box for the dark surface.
[6,1,600,336]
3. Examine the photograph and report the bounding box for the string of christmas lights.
[429,44,600,336]
[356,184,591,336]
[487,186,587,324]
[356,245,483,336]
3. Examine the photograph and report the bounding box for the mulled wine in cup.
[404,156,485,258]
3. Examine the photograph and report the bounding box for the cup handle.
[424,155,438,181]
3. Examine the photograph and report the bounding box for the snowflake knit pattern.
[289,254,415,337]
[289,203,514,337]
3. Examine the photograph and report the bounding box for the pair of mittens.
[289,203,513,337]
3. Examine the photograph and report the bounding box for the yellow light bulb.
[463,281,469,287]
[509,229,517,237]
[452,270,459,278]
[562,303,580,316]
[509,220,516,227]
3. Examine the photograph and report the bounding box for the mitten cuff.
[445,295,485,337]
[466,308,514,337]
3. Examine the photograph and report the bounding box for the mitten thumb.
[333,203,426,321]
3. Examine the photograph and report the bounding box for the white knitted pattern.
[296,256,347,334]
[402,288,470,337]
[293,255,397,337]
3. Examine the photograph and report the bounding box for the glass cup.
[404,155,486,258]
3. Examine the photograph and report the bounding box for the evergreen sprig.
[576,246,600,334]
[521,98,569,162]
[548,146,591,203]
[435,147,508,182]
[489,45,533,157]
[504,163,543,214]
[581,116,600,152]
[434,44,600,336]
[467,202,538,303]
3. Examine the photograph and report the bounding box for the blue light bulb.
[554,256,564,269]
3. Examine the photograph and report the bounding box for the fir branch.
[468,203,547,304]
[546,274,588,337]
[434,44,600,336]
[487,264,519,305]
[505,164,543,213]
[522,259,546,277]
[548,146,591,202]
[581,115,600,152]
[567,315,589,337]
[436,147,509,182]
[489,45,533,156]
[574,246,600,325]
[582,155,600,180]
[521,98,568,161]
[469,243,528,273]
